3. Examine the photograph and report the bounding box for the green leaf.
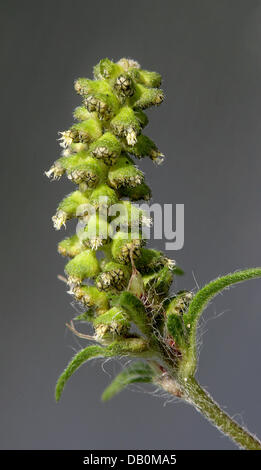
[119,291,151,336]
[172,265,184,276]
[55,345,106,402]
[181,268,261,377]
[166,314,188,351]
[106,337,149,356]
[184,268,261,329]
[102,361,155,401]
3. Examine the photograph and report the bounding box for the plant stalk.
[158,374,261,450]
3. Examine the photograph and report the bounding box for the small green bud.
[75,79,120,119]
[110,106,141,145]
[108,155,144,188]
[93,58,122,80]
[58,119,102,148]
[65,250,100,285]
[84,93,119,120]
[81,213,111,250]
[130,68,162,88]
[58,234,83,257]
[70,118,103,144]
[114,74,134,98]
[123,134,164,163]
[66,156,107,186]
[96,261,131,291]
[90,132,122,165]
[93,307,130,341]
[120,182,151,201]
[74,78,111,96]
[52,190,89,229]
[110,201,151,230]
[72,285,109,314]
[136,248,166,273]
[89,183,118,209]
[73,106,93,121]
[111,231,145,264]
[132,84,164,110]
[116,58,140,71]
[69,142,88,153]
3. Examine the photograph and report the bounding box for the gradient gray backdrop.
[1,0,261,450]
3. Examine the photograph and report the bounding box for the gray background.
[1,0,261,450]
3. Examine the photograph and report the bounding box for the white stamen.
[58,130,73,148]
[52,210,67,230]
[126,128,137,146]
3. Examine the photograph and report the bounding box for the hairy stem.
[158,375,261,450]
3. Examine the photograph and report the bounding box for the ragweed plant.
[46,58,261,450]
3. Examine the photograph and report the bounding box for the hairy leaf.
[166,314,188,351]
[119,291,151,336]
[102,361,155,401]
[55,345,106,402]
[181,268,261,377]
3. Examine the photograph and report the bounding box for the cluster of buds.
[48,58,192,399]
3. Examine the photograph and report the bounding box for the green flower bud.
[135,248,166,273]
[130,68,162,88]
[69,118,103,144]
[111,231,145,264]
[58,234,83,257]
[66,156,107,186]
[74,78,110,96]
[69,142,88,153]
[114,74,134,98]
[81,213,111,250]
[116,57,140,71]
[108,155,144,189]
[89,183,118,209]
[110,106,141,145]
[120,182,151,201]
[132,84,164,110]
[75,79,120,119]
[93,307,130,342]
[84,93,119,120]
[110,201,151,231]
[65,249,100,285]
[73,106,93,121]
[123,134,164,163]
[90,132,122,165]
[52,190,89,229]
[72,285,109,314]
[96,261,131,291]
[93,58,122,80]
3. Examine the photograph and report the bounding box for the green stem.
[158,374,261,450]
